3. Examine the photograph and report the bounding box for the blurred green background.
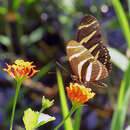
[0,0,130,130]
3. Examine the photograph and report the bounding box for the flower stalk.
[54,104,79,130]
[3,59,40,130]
[10,80,22,130]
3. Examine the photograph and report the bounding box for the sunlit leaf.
[0,35,11,47]
[23,108,38,130]
[20,27,44,46]
[111,63,130,130]
[108,47,129,71]
[56,69,73,130]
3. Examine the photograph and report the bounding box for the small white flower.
[37,113,56,124]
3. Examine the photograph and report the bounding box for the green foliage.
[56,68,73,130]
[33,61,55,80]
[110,1,130,129]
[73,107,82,130]
[108,47,129,71]
[20,27,45,46]
[111,63,130,130]
[42,96,54,110]
[23,108,56,130]
[0,35,11,47]
[23,108,38,130]
[112,0,130,48]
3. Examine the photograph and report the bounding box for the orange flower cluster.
[3,60,39,81]
[66,83,95,104]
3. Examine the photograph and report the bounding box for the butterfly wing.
[89,81,108,88]
[76,15,112,73]
[66,40,109,83]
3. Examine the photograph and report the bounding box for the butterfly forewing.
[76,15,102,51]
[76,15,112,73]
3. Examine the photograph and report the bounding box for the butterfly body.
[66,15,112,88]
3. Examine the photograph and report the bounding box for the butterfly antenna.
[56,61,68,72]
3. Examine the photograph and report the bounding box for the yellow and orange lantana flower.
[3,59,39,81]
[66,83,95,104]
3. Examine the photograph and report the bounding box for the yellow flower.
[66,83,95,104]
[3,59,39,81]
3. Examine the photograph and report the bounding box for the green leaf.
[108,47,129,71]
[112,0,130,48]
[29,28,44,45]
[111,63,130,130]
[20,27,44,46]
[0,35,11,47]
[33,61,55,80]
[35,113,56,128]
[23,108,38,130]
[56,68,73,130]
[23,108,56,130]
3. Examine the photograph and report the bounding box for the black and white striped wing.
[76,15,112,73]
[66,40,109,83]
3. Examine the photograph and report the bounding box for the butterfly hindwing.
[66,40,109,83]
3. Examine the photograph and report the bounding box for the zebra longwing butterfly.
[66,15,112,87]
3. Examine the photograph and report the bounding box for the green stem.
[10,80,22,130]
[54,104,78,130]
[39,107,46,114]
[73,106,82,130]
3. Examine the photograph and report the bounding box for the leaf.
[111,63,130,130]
[56,68,73,130]
[33,60,55,80]
[35,113,56,128]
[112,0,130,48]
[23,108,56,130]
[108,47,129,71]
[23,108,38,130]
[20,27,44,46]
[0,35,11,47]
